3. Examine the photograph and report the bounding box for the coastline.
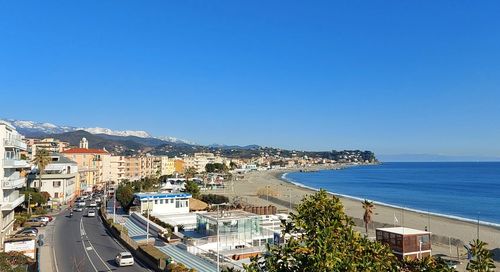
[212,164,500,265]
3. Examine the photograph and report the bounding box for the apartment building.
[110,156,127,184]
[174,158,185,174]
[184,153,225,173]
[160,156,176,176]
[26,138,70,159]
[61,138,110,193]
[28,154,77,204]
[0,121,29,249]
[140,156,161,178]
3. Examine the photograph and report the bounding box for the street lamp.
[419,240,423,259]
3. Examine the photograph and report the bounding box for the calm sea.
[284,162,500,225]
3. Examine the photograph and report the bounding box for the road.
[53,202,152,272]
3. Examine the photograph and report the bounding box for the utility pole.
[28,193,32,215]
[113,187,116,224]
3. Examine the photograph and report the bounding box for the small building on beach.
[376,227,431,260]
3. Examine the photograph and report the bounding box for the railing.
[3,138,27,149]
[2,159,30,168]
[2,176,26,189]
[1,194,25,211]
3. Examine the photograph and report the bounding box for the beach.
[210,166,500,269]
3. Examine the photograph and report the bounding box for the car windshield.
[121,254,132,259]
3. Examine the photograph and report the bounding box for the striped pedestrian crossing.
[158,244,217,272]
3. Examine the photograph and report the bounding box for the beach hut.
[376,227,431,260]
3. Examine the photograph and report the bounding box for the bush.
[200,194,229,205]
[146,214,173,237]
[166,262,196,272]
[0,251,32,272]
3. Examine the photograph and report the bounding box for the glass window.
[160,199,164,204]
[155,200,158,204]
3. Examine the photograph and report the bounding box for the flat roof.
[199,210,260,221]
[376,227,430,235]
[134,192,191,199]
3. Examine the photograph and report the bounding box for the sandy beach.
[209,166,500,270]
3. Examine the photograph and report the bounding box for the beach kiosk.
[376,227,431,260]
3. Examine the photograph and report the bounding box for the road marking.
[80,218,99,272]
[86,247,93,251]
[81,217,112,271]
[52,221,60,272]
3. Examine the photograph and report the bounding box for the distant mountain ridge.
[2,119,194,144]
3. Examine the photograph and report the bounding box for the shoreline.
[280,169,500,229]
[217,164,500,261]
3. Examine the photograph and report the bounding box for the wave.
[281,171,500,228]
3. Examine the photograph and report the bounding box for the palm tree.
[32,148,51,192]
[362,199,374,234]
[466,239,496,271]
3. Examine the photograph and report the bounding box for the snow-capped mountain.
[2,119,193,144]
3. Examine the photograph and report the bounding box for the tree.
[116,183,134,210]
[183,180,200,199]
[184,167,197,180]
[362,199,374,234]
[466,239,496,271]
[401,256,456,272]
[32,148,51,192]
[245,190,399,271]
[229,161,238,170]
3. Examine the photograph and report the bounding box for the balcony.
[3,138,27,150]
[2,159,30,168]
[1,194,25,211]
[2,177,25,189]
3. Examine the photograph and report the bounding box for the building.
[376,227,431,260]
[61,138,110,193]
[184,153,225,173]
[174,159,185,174]
[0,121,29,249]
[132,192,191,215]
[26,138,70,160]
[109,156,126,184]
[140,156,161,178]
[125,157,141,181]
[28,154,77,204]
[160,156,176,176]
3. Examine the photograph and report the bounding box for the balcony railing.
[3,138,27,150]
[2,159,30,168]
[2,177,26,189]
[1,194,25,211]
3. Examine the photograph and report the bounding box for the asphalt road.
[53,201,152,272]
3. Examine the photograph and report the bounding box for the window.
[155,200,158,204]
[160,199,164,204]
[53,181,61,187]
[175,199,188,208]
[54,192,59,198]
[170,199,174,204]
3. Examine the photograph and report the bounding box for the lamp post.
[113,186,116,224]
[146,195,151,245]
[419,240,423,259]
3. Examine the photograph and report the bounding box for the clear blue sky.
[1,1,500,157]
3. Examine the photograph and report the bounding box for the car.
[23,218,47,227]
[16,228,38,237]
[36,216,51,223]
[89,202,97,208]
[77,201,86,207]
[87,210,96,217]
[115,252,134,267]
[74,207,84,212]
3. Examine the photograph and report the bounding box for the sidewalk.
[38,205,68,272]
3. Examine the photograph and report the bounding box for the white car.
[87,210,96,217]
[115,252,134,267]
[89,202,97,207]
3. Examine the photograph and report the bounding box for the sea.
[284,162,500,226]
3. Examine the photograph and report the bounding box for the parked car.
[16,228,38,237]
[77,201,86,207]
[74,207,84,212]
[36,216,51,223]
[87,210,96,217]
[89,202,97,208]
[115,252,134,267]
[23,218,46,227]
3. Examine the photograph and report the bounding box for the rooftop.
[62,148,109,154]
[200,210,260,221]
[134,192,191,199]
[376,227,430,235]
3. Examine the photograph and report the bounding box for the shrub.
[200,194,229,204]
[166,262,196,272]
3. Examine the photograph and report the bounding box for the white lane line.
[80,218,99,272]
[81,216,112,271]
[52,220,60,272]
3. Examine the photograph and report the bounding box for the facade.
[160,156,176,176]
[61,138,110,193]
[174,159,185,174]
[376,227,431,260]
[0,121,29,249]
[184,153,224,173]
[132,192,191,215]
[140,156,161,178]
[26,138,70,160]
[109,156,127,184]
[29,154,77,204]
[125,157,141,181]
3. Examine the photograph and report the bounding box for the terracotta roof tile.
[62,148,109,154]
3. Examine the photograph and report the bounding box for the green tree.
[401,256,457,272]
[184,167,197,180]
[362,199,374,234]
[245,190,399,271]
[466,239,496,272]
[116,183,134,210]
[32,148,51,192]
[183,180,200,199]
[22,188,48,206]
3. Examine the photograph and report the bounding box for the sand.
[208,166,500,270]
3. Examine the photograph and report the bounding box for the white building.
[0,121,29,249]
[29,154,78,204]
[109,156,126,184]
[133,192,191,215]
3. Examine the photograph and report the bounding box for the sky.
[1,1,500,157]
